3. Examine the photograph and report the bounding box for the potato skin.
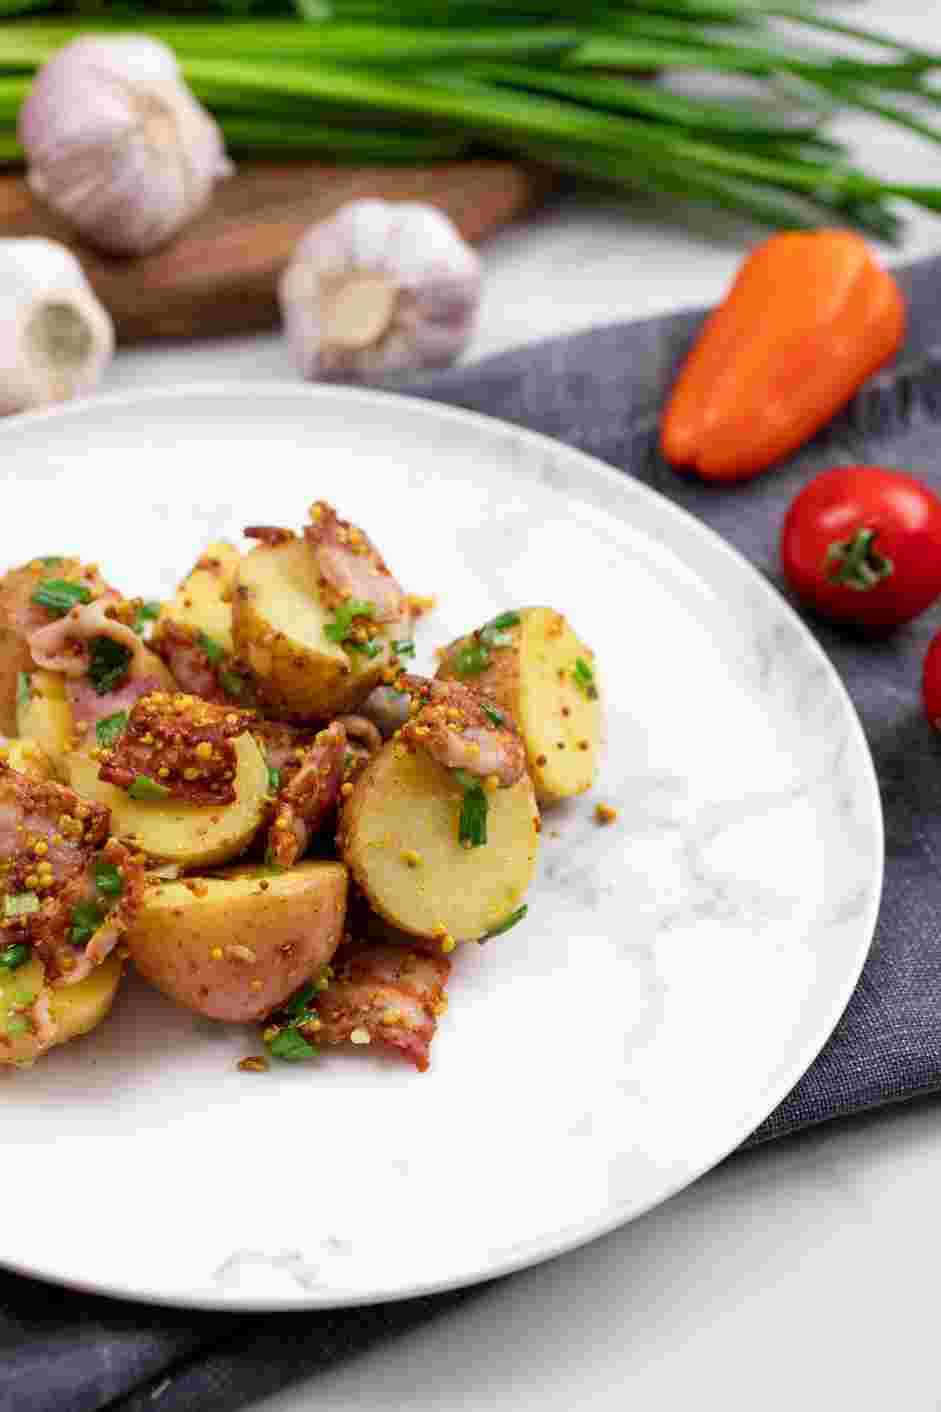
[126,861,348,1021]
[156,540,240,655]
[0,736,55,781]
[16,670,73,777]
[66,731,270,868]
[437,606,601,804]
[340,742,539,943]
[0,952,125,1067]
[232,537,388,720]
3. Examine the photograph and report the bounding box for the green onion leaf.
[3,892,39,919]
[39,557,63,569]
[133,600,162,635]
[16,671,31,708]
[346,636,383,659]
[219,670,247,698]
[573,658,598,699]
[482,702,506,728]
[69,900,105,947]
[267,1027,319,1061]
[283,980,318,1017]
[93,861,123,897]
[5,1015,28,1038]
[484,611,521,634]
[268,767,282,794]
[485,904,528,939]
[13,987,36,1005]
[458,781,488,848]
[452,639,490,677]
[324,598,375,645]
[392,639,415,658]
[31,579,92,616]
[87,636,133,695]
[95,711,128,748]
[128,775,171,801]
[197,630,225,665]
[0,943,30,970]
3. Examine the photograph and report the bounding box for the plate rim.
[0,381,884,1311]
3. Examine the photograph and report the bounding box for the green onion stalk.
[0,1,939,237]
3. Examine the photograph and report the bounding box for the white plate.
[0,385,881,1311]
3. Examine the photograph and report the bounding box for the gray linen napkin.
[4,251,941,1412]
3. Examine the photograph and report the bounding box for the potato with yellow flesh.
[437,607,601,804]
[0,557,109,735]
[126,861,348,1021]
[232,537,389,719]
[340,743,539,943]
[66,732,269,869]
[0,736,54,781]
[15,670,73,776]
[0,952,124,1067]
[156,540,240,654]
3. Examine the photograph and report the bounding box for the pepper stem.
[825,527,894,591]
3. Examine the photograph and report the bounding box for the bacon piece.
[303,501,406,625]
[397,675,525,786]
[312,942,450,1072]
[97,692,255,806]
[266,721,346,868]
[150,620,254,706]
[66,673,164,730]
[252,719,319,780]
[27,595,144,680]
[244,525,295,547]
[358,684,412,740]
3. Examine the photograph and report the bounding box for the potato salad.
[0,502,601,1073]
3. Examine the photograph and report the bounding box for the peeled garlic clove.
[19,35,232,256]
[0,238,114,416]
[278,199,481,382]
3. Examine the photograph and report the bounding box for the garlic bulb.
[0,238,114,416]
[18,35,232,256]
[279,199,481,382]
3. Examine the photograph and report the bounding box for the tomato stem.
[825,527,894,591]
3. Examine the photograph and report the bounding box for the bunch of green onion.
[1,0,940,240]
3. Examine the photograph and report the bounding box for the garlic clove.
[279,199,481,383]
[0,238,114,416]
[19,36,232,257]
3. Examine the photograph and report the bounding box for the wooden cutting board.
[0,160,550,342]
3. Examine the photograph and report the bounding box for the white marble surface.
[73,1,941,1404]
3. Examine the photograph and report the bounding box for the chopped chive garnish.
[268,767,282,794]
[283,981,318,1017]
[96,711,128,748]
[485,904,528,939]
[480,611,520,648]
[87,636,133,695]
[93,861,123,897]
[392,639,415,658]
[197,630,225,665]
[16,671,31,708]
[133,600,161,635]
[128,775,171,801]
[452,640,490,677]
[324,598,375,646]
[69,900,105,947]
[39,556,63,569]
[0,943,30,970]
[573,658,598,699]
[346,636,383,659]
[482,702,505,728]
[5,1016,28,1038]
[31,579,92,616]
[458,780,488,848]
[267,1027,318,1061]
[3,892,39,919]
[219,670,246,697]
[13,987,36,1005]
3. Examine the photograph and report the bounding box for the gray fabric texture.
[4,251,941,1412]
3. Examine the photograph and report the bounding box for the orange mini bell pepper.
[660,230,906,483]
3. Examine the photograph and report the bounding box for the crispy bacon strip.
[27,596,144,679]
[66,674,165,730]
[266,721,346,868]
[244,526,295,547]
[97,692,255,806]
[313,942,450,1072]
[150,621,254,706]
[397,675,525,786]
[303,501,406,625]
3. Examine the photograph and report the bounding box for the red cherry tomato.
[780,466,941,630]
[922,631,941,728]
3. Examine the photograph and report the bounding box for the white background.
[89,5,941,1408]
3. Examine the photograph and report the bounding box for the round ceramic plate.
[0,385,881,1310]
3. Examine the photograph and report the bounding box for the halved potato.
[126,860,348,1021]
[0,951,124,1067]
[0,736,55,780]
[232,537,388,719]
[66,731,270,868]
[340,743,540,943]
[156,540,240,654]
[16,669,73,776]
[437,607,601,804]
